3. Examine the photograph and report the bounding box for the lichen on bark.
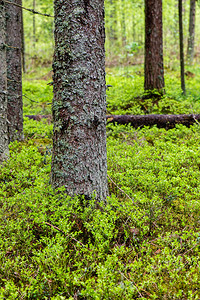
[0,0,9,162]
[51,0,108,200]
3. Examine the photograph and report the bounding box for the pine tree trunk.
[187,0,196,64]
[0,0,9,161]
[178,0,186,94]
[51,0,108,200]
[6,0,23,142]
[144,0,165,94]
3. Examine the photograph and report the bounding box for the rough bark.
[51,0,108,200]
[144,0,164,93]
[187,0,196,64]
[107,114,200,129]
[0,0,9,161]
[6,0,23,142]
[178,0,186,94]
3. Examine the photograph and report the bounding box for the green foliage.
[4,1,200,298]
[22,0,54,68]
[23,117,53,139]
[23,75,53,115]
[1,113,200,298]
[22,0,200,68]
[106,65,200,115]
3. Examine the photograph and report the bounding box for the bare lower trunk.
[51,0,108,200]
[144,0,164,93]
[0,0,9,161]
[187,0,196,64]
[6,0,23,142]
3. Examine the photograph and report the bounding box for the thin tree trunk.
[178,0,186,94]
[51,0,108,200]
[33,0,36,49]
[187,0,196,64]
[121,0,126,46]
[144,0,165,94]
[21,9,26,73]
[0,0,9,161]
[6,0,23,142]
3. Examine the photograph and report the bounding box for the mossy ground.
[0,65,200,299]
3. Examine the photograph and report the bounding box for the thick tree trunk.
[0,0,9,161]
[187,0,196,65]
[6,0,23,142]
[144,0,165,93]
[107,114,200,129]
[178,0,186,94]
[51,0,108,200]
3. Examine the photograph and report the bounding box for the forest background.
[1,0,200,299]
[24,0,200,68]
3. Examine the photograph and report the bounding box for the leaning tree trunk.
[0,0,9,161]
[51,0,108,200]
[187,0,196,64]
[6,0,23,142]
[178,0,186,94]
[144,0,165,94]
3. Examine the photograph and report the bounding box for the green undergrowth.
[106,65,200,115]
[23,67,53,115]
[22,64,200,117]
[0,117,200,298]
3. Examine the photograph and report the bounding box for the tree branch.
[3,0,54,17]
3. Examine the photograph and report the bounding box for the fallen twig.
[108,174,138,206]
[45,222,92,251]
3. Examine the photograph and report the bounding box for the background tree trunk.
[144,0,165,94]
[33,0,36,49]
[187,0,196,64]
[178,0,186,94]
[21,9,26,73]
[51,0,108,200]
[0,0,9,161]
[6,0,23,142]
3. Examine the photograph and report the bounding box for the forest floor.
[0,64,200,299]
